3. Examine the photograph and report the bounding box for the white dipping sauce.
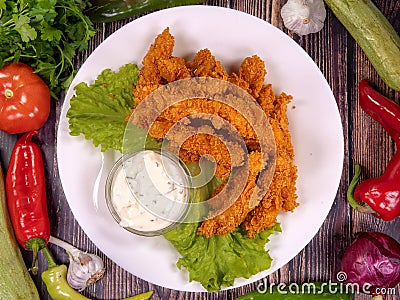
[110,150,189,232]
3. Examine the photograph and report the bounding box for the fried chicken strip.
[133,27,191,105]
[243,89,298,237]
[197,152,266,237]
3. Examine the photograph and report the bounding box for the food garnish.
[347,79,400,221]
[0,155,40,299]
[6,131,51,274]
[49,236,105,291]
[281,0,326,35]
[0,0,96,96]
[324,0,400,91]
[340,232,400,299]
[0,62,50,134]
[67,64,140,152]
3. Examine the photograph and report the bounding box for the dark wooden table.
[1,1,400,299]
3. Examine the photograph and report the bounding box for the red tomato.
[0,62,51,134]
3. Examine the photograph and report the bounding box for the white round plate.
[57,6,344,292]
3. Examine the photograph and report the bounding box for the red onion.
[341,232,400,298]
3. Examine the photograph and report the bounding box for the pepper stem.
[25,237,47,274]
[41,247,57,269]
[30,242,40,275]
[347,164,376,214]
[347,164,363,209]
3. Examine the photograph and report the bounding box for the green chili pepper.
[42,263,89,300]
[41,248,153,300]
[237,282,352,300]
[85,0,205,22]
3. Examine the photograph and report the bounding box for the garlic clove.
[281,0,326,35]
[49,236,107,291]
[66,251,106,291]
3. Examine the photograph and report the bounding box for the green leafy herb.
[0,0,96,97]
[67,63,141,152]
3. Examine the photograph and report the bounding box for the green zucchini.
[324,0,400,91]
[0,162,40,299]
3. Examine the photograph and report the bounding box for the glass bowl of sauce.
[105,149,193,237]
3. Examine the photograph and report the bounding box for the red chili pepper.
[6,131,51,274]
[347,79,400,221]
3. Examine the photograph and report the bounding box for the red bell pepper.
[6,131,51,274]
[347,79,400,221]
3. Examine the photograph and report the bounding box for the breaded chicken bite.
[190,49,229,79]
[197,152,266,237]
[130,28,299,239]
[243,92,298,237]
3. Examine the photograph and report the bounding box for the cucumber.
[324,0,400,91]
[0,162,40,299]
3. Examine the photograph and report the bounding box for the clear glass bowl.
[105,149,193,237]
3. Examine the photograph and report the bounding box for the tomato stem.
[5,88,13,98]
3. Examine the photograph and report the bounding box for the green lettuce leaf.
[164,163,281,292]
[67,63,139,152]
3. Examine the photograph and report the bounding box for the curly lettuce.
[164,164,281,292]
[67,63,139,152]
[165,211,280,291]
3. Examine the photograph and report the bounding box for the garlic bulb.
[281,0,326,36]
[49,236,106,291]
[66,251,105,291]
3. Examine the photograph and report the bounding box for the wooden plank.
[1,0,399,298]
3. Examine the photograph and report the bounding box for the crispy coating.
[197,89,298,237]
[142,28,174,67]
[134,27,179,105]
[243,90,298,237]
[149,99,258,142]
[197,152,265,237]
[166,122,246,180]
[229,55,266,99]
[157,57,191,82]
[179,134,232,180]
[190,49,229,80]
[131,28,298,238]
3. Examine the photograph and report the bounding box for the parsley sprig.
[0,0,96,97]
